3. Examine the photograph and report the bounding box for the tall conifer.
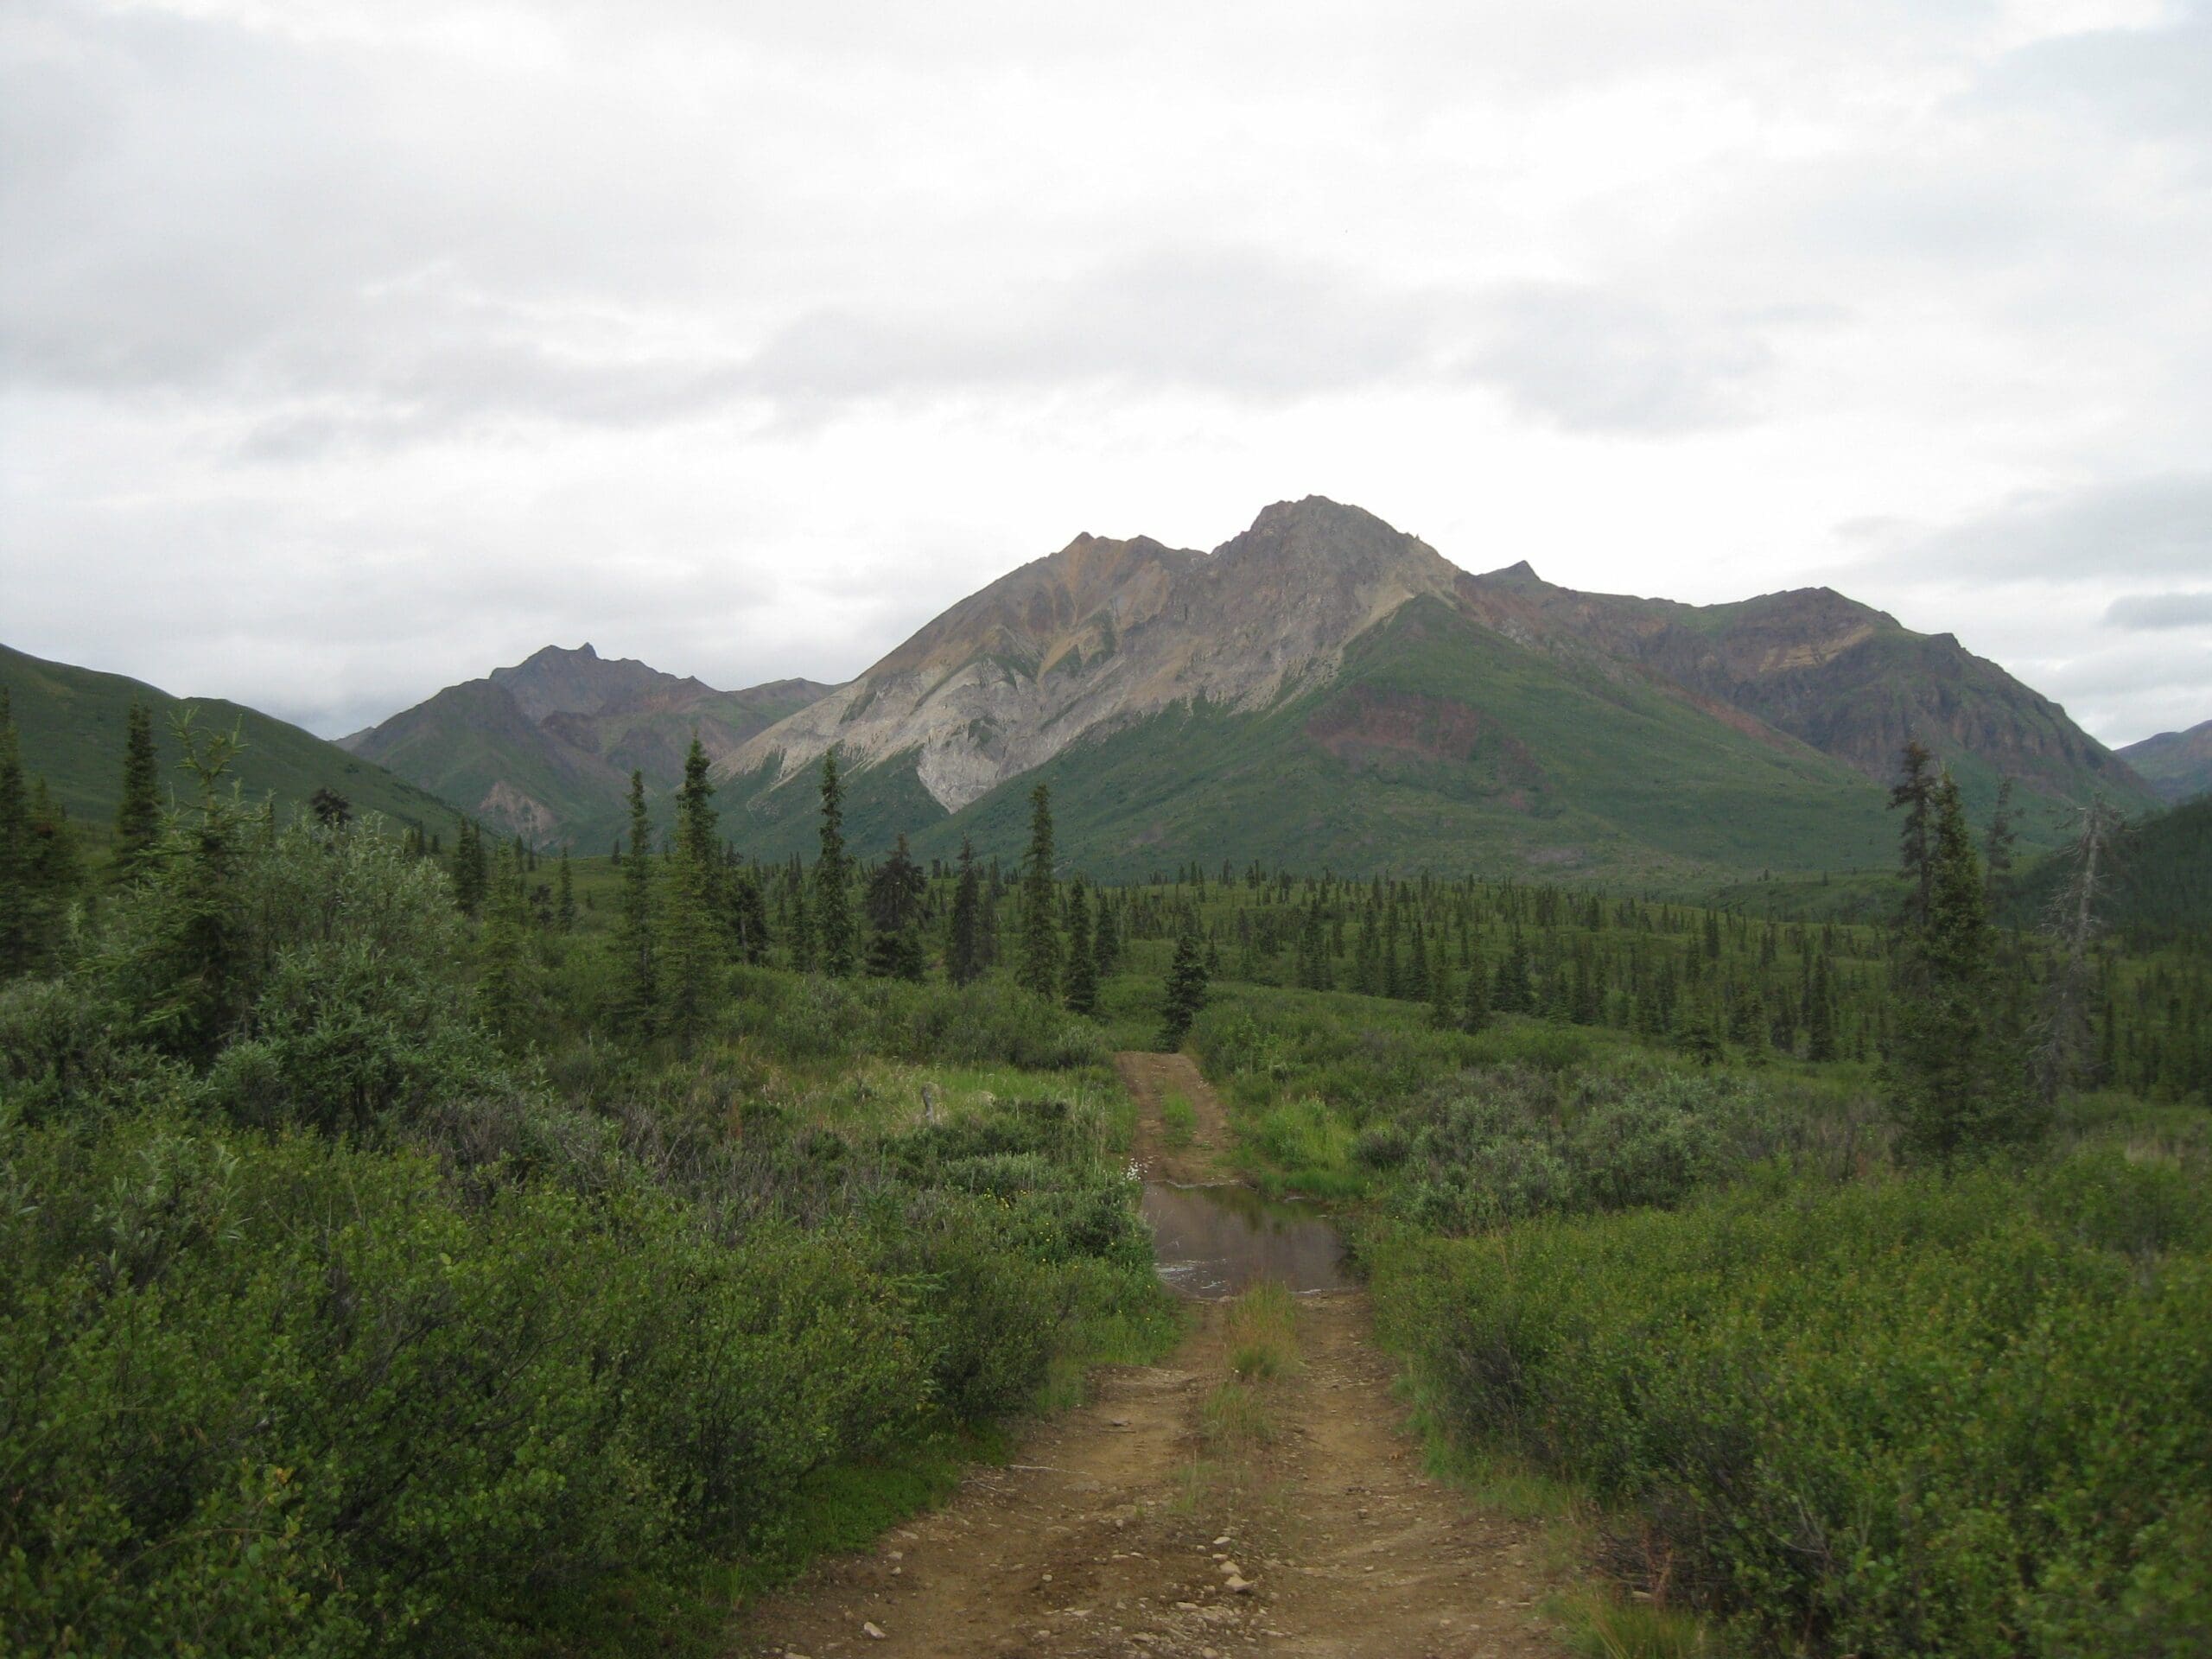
[1159,926,1209,1050]
[864,833,927,982]
[664,738,723,1039]
[1888,772,2028,1160]
[0,691,31,977]
[813,748,855,976]
[1890,741,1939,940]
[618,770,656,1027]
[114,696,162,880]
[1018,784,1061,1001]
[947,836,984,986]
[1064,880,1098,1015]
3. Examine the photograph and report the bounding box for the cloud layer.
[2,0,2209,746]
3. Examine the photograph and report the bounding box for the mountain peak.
[488,643,715,725]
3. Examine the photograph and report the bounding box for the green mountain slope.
[725,750,949,862]
[343,645,836,848]
[1,643,459,835]
[737,596,1896,880]
[2119,719,2212,803]
[1454,569,2160,835]
[714,499,2143,878]
[344,679,632,849]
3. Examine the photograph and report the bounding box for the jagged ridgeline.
[338,644,834,853]
[0,642,455,835]
[73,497,2163,880]
[710,498,2156,878]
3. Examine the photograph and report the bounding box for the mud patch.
[1143,1183,1351,1300]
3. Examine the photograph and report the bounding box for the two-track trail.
[729,1055,1568,1659]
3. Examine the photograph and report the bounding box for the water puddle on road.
[1141,1181,1351,1300]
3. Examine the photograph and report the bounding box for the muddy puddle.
[1141,1180,1351,1299]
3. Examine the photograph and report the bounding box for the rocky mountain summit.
[718,499,1464,812]
[340,496,2156,872]
[719,498,2152,858]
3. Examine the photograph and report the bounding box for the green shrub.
[1377,1163,2212,1655]
[0,1067,1164,1656]
[725,968,1107,1072]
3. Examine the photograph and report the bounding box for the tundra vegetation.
[1,703,2207,1655]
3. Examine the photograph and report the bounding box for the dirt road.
[729,1057,1567,1659]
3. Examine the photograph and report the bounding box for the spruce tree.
[1018,783,1061,1001]
[1461,954,1491,1032]
[813,748,855,977]
[663,738,724,1039]
[1983,775,2018,899]
[477,838,537,1045]
[947,836,984,986]
[618,770,656,1027]
[0,704,78,982]
[114,696,162,880]
[451,819,489,917]
[1064,880,1099,1015]
[1159,926,1209,1050]
[1494,931,1534,1014]
[1805,954,1838,1061]
[556,847,576,932]
[0,690,80,982]
[724,861,772,964]
[0,692,32,978]
[1678,986,1724,1065]
[1427,961,1456,1030]
[1091,888,1119,980]
[788,876,817,972]
[122,713,251,1063]
[1888,772,2028,1161]
[1889,741,1939,938]
[864,833,927,982]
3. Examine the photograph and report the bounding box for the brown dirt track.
[728,1056,1567,1659]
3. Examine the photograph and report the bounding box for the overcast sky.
[3,0,2209,746]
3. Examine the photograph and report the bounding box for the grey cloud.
[7,0,2211,749]
[2105,592,2212,630]
[1975,4,2212,143]
[741,259,1786,435]
[176,253,1793,449]
[2018,636,2212,747]
[1906,474,2212,581]
[1455,285,1783,434]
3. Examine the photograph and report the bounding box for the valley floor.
[729,1058,1569,1659]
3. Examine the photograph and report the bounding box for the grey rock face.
[717,498,1460,810]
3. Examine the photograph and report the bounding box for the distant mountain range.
[702,497,2158,876]
[2116,718,2212,804]
[14,497,2177,879]
[335,645,830,850]
[0,643,454,836]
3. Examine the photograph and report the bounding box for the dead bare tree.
[2034,795,2125,1105]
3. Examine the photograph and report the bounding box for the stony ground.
[728,1056,1569,1659]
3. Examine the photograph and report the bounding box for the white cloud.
[3,0,2209,743]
